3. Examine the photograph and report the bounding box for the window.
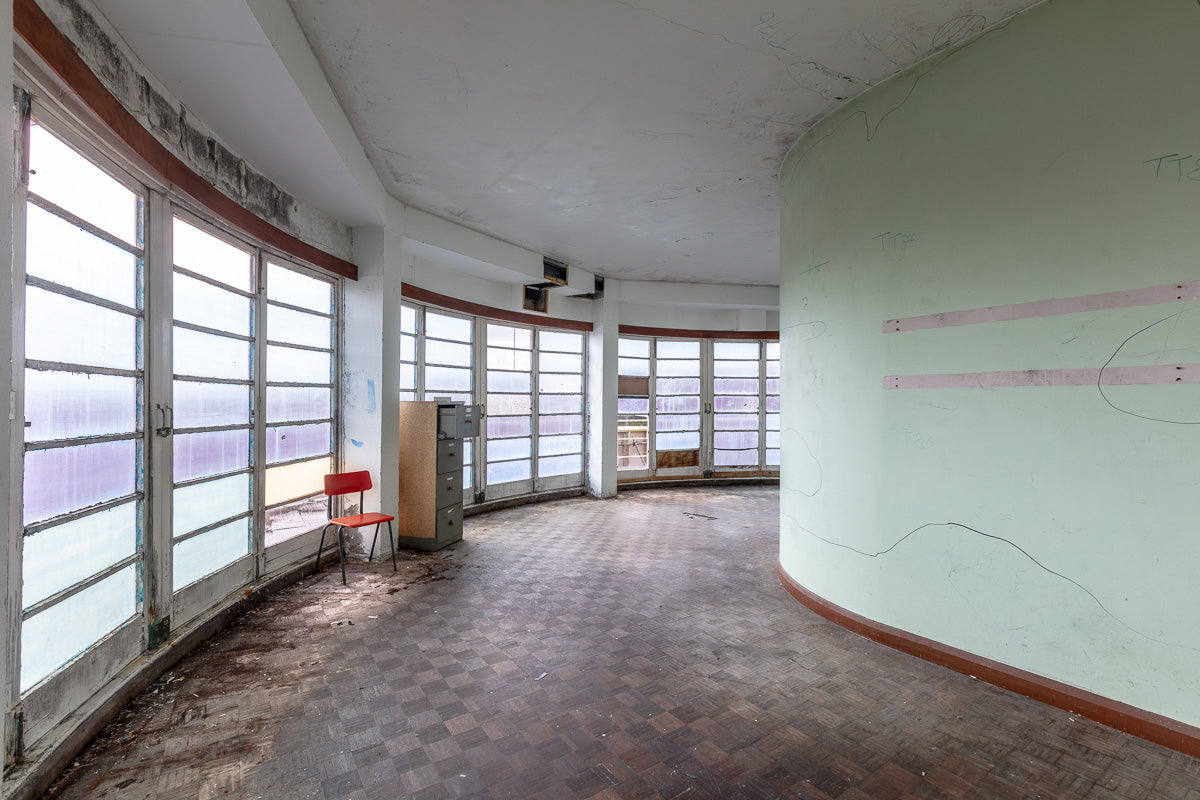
[536,330,584,478]
[617,338,650,471]
[765,342,781,466]
[712,342,761,468]
[485,323,533,486]
[654,340,702,454]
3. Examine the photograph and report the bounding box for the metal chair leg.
[314,523,334,576]
[388,520,397,572]
[368,523,380,561]
[336,526,347,585]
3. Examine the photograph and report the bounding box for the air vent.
[542,257,568,286]
[523,284,548,313]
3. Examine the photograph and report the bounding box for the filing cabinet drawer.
[436,469,462,509]
[436,504,462,540]
[437,439,461,474]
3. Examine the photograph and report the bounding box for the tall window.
[617,337,650,471]
[20,121,144,691]
[485,323,533,486]
[536,331,584,478]
[765,342,781,467]
[712,342,761,468]
[654,340,702,459]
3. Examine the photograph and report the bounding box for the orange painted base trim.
[777,562,1200,759]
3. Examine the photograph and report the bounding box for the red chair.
[313,470,396,584]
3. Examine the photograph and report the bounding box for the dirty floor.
[43,487,1200,799]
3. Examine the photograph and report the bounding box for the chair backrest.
[324,470,373,497]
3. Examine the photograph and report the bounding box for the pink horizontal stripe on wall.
[884,364,1200,390]
[884,281,1200,334]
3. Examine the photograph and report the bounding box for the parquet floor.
[44,487,1200,799]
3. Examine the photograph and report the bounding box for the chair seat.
[330,511,395,528]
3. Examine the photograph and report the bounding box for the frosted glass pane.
[766,379,780,394]
[463,465,473,489]
[173,429,249,482]
[401,334,416,362]
[266,386,331,423]
[20,564,136,692]
[539,331,582,353]
[618,397,648,414]
[174,273,250,336]
[766,413,781,431]
[656,341,698,359]
[400,364,416,391]
[539,394,581,414]
[173,519,249,591]
[714,378,759,396]
[766,396,782,413]
[487,371,530,392]
[766,342,780,360]
[486,325,530,348]
[540,352,582,373]
[266,494,326,548]
[715,395,759,412]
[401,305,417,333]
[427,339,472,366]
[657,378,700,395]
[266,457,332,506]
[539,454,581,478]
[618,357,649,377]
[656,432,699,451]
[399,390,416,401]
[487,348,531,371]
[487,416,530,438]
[267,345,330,383]
[487,394,532,415]
[766,449,781,466]
[715,360,760,378]
[766,431,781,448]
[25,371,136,441]
[174,381,249,429]
[715,449,759,467]
[714,342,759,360]
[766,360,781,378]
[539,373,581,394]
[23,502,137,607]
[538,415,582,435]
[174,328,249,380]
[715,413,759,431]
[27,288,135,370]
[29,124,138,246]
[174,218,252,291]
[24,440,136,525]
[716,431,759,449]
[655,414,700,432]
[267,262,331,313]
[488,437,530,461]
[174,473,250,537]
[26,205,136,306]
[269,304,330,348]
[427,312,472,342]
[656,395,700,414]
[426,366,472,391]
[539,434,581,456]
[425,392,472,403]
[618,339,649,358]
[266,422,331,464]
[463,439,473,462]
[657,359,699,377]
[486,459,530,485]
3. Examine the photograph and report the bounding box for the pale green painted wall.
[779,0,1200,725]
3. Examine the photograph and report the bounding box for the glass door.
[653,339,704,477]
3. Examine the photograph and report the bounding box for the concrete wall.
[779,0,1200,726]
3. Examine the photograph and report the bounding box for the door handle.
[155,404,173,437]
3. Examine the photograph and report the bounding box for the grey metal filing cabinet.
[395,400,477,551]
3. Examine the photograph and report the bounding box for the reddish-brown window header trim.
[14,0,358,281]
[403,285,593,332]
[619,324,778,340]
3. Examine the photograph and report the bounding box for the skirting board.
[777,563,1200,759]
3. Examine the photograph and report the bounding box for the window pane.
[618,339,649,358]
[714,360,760,378]
[715,449,760,467]
[657,359,699,378]
[487,348,532,371]
[401,334,416,362]
[267,345,330,383]
[714,342,759,360]
[173,429,249,483]
[24,440,136,525]
[174,328,249,380]
[766,396,782,413]
[269,305,331,349]
[173,381,250,429]
[427,312,472,342]
[27,288,136,370]
[25,371,136,441]
[173,218,253,292]
[486,416,530,439]
[716,431,759,449]
[766,413,781,431]
[766,342,780,360]
[29,124,138,246]
[487,394,532,416]
[538,415,582,435]
[766,431,781,448]
[488,437,530,462]
[487,371,531,393]
[539,394,581,414]
[174,273,250,336]
[539,434,581,457]
[540,352,582,373]
[713,378,760,395]
[20,564,137,692]
[656,414,700,432]
[766,449,781,466]
[618,357,649,377]
[656,395,700,414]
[22,502,137,608]
[267,262,331,313]
[427,338,472,366]
[766,360,781,378]
[401,305,417,334]
[487,324,530,348]
[539,331,582,353]
[539,373,582,394]
[174,473,250,537]
[266,494,327,548]
[426,366,472,392]
[657,378,700,395]
[173,519,249,591]
[265,422,331,464]
[266,386,331,423]
[656,341,699,359]
[400,364,416,392]
[617,397,648,414]
[487,459,530,485]
[538,454,581,477]
[26,205,136,306]
[715,413,759,431]
[656,432,699,450]
[265,456,332,506]
[715,395,759,412]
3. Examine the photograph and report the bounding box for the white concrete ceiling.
[90,0,1044,287]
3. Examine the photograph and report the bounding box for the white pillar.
[342,202,404,555]
[586,279,619,498]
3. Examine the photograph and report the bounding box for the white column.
[586,279,619,498]
[341,202,404,555]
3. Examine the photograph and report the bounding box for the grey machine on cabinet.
[396,400,480,550]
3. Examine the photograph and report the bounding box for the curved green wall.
[780,0,1200,726]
